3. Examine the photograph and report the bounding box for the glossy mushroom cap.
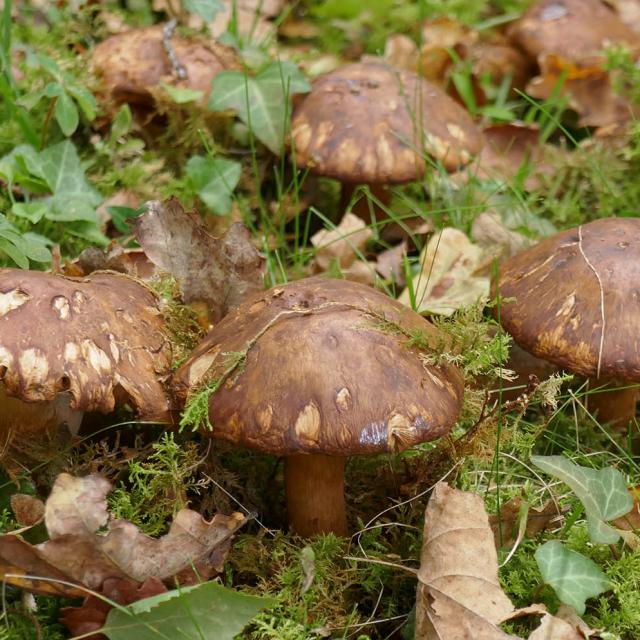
[0,269,173,420]
[291,62,483,182]
[496,217,640,380]
[91,25,238,111]
[509,0,638,63]
[174,277,464,456]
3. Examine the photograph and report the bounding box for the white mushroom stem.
[285,454,348,537]
[586,377,638,430]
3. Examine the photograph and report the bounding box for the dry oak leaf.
[0,473,246,592]
[134,198,265,325]
[10,494,45,528]
[471,211,533,263]
[398,228,490,316]
[311,213,373,272]
[415,482,594,640]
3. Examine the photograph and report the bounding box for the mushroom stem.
[341,183,391,222]
[586,377,638,430]
[285,454,348,537]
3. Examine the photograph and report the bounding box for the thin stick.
[577,224,605,377]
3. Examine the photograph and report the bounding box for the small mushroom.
[91,25,239,119]
[495,217,640,427]
[174,277,463,536]
[0,269,172,466]
[290,61,482,219]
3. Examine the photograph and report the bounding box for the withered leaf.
[415,482,591,640]
[135,198,265,324]
[398,228,490,315]
[0,473,246,592]
[311,213,373,272]
[10,494,45,528]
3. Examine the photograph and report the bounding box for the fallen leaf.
[311,212,373,272]
[383,34,418,71]
[134,198,265,324]
[471,211,533,262]
[0,473,246,592]
[60,576,168,640]
[608,0,640,33]
[375,241,407,286]
[10,494,45,528]
[398,228,490,316]
[490,496,565,548]
[612,486,640,530]
[415,482,597,640]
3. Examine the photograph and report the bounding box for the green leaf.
[111,104,133,140]
[160,82,204,104]
[0,213,50,267]
[531,455,633,543]
[209,61,310,154]
[107,205,145,233]
[535,541,611,615]
[54,90,79,136]
[11,201,48,223]
[101,580,275,640]
[186,155,241,215]
[184,0,223,21]
[65,83,97,121]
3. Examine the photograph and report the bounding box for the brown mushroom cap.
[496,217,640,380]
[91,25,238,111]
[0,269,172,421]
[291,62,483,182]
[509,0,639,63]
[174,277,464,456]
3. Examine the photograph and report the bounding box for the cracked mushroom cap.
[508,0,638,63]
[91,25,238,112]
[174,278,464,456]
[496,217,640,380]
[0,269,172,421]
[291,62,483,182]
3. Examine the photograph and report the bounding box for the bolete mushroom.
[0,269,172,467]
[91,25,238,120]
[174,277,463,536]
[495,217,640,427]
[290,61,482,219]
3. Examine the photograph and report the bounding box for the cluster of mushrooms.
[3,0,639,538]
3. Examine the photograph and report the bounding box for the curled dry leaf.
[398,228,490,316]
[0,473,246,592]
[415,482,593,640]
[311,213,373,272]
[134,198,265,325]
[10,494,45,528]
[375,241,407,286]
[471,212,533,262]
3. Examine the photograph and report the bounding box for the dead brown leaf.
[471,211,533,262]
[415,482,594,640]
[0,473,246,592]
[60,576,167,640]
[383,34,419,71]
[375,242,407,286]
[398,228,490,315]
[612,486,640,530]
[10,494,45,528]
[311,213,373,273]
[134,198,265,325]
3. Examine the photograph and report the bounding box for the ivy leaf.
[101,580,275,640]
[183,0,223,21]
[535,541,611,615]
[209,61,310,154]
[186,155,241,215]
[65,83,97,121]
[55,90,79,136]
[160,82,204,105]
[531,455,633,543]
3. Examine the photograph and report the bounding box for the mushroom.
[0,269,172,467]
[290,61,482,219]
[495,217,640,427]
[91,25,238,119]
[174,277,463,536]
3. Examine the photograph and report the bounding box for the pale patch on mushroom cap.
[496,217,640,380]
[91,25,239,112]
[174,278,464,456]
[0,269,172,421]
[291,61,482,182]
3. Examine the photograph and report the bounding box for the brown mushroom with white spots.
[495,217,640,428]
[91,25,239,120]
[290,61,483,219]
[173,277,463,536]
[0,269,172,468]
